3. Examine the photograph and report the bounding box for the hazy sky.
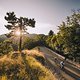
[0,0,80,35]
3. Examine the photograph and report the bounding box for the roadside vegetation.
[0,51,55,80]
[45,11,80,63]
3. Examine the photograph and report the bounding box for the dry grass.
[0,50,56,80]
[22,49,44,58]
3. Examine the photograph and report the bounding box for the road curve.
[39,47,80,80]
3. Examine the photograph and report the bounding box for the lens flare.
[15,30,21,36]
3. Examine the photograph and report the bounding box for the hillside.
[0,33,40,44]
[0,33,39,50]
[0,50,56,80]
[0,33,38,41]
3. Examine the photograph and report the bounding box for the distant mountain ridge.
[0,33,44,42]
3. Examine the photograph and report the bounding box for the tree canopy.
[48,30,54,36]
[45,11,80,63]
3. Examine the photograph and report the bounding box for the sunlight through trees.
[5,12,36,52]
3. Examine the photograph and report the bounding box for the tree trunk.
[19,34,22,52]
[19,26,22,52]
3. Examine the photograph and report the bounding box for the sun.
[15,30,21,36]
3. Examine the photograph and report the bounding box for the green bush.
[0,40,13,56]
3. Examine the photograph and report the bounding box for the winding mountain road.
[39,47,80,80]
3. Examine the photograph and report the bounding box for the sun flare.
[15,30,21,36]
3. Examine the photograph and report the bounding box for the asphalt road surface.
[39,47,80,80]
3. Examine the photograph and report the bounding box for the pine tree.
[5,12,35,52]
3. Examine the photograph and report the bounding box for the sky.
[0,0,80,35]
